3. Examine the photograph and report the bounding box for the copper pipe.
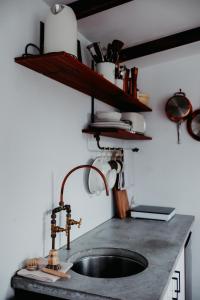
[59,165,109,207]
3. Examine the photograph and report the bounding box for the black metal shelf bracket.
[94,134,139,152]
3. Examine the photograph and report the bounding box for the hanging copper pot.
[187,109,200,141]
[165,89,192,144]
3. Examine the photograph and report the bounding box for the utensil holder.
[96,62,115,84]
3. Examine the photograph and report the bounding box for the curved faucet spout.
[59,164,109,207]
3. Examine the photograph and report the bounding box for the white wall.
[0,1,116,299]
[2,1,199,299]
[130,52,200,300]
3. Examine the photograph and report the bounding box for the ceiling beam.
[119,27,200,62]
[68,0,134,20]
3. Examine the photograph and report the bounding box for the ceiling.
[43,0,200,66]
[44,0,200,48]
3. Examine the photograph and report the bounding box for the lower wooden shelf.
[82,128,152,140]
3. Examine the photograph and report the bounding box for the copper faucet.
[50,164,109,252]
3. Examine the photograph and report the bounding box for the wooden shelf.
[15,52,152,112]
[82,128,152,140]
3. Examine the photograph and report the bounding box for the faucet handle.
[69,217,82,228]
[77,218,82,228]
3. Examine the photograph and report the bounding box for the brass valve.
[77,218,82,228]
[68,218,82,228]
[66,217,82,250]
[52,225,66,233]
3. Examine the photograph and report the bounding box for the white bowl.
[95,111,121,122]
[121,112,141,120]
[121,112,146,134]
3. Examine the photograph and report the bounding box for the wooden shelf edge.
[82,128,152,140]
[15,52,152,112]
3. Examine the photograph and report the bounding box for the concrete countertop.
[12,214,194,300]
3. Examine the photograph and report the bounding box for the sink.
[69,248,148,278]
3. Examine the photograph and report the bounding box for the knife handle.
[130,67,138,98]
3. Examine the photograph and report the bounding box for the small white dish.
[91,122,131,130]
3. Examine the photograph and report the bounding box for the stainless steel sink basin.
[69,248,148,278]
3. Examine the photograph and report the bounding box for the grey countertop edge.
[11,277,119,300]
[12,214,195,300]
[159,218,194,299]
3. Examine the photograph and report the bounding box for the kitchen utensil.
[87,44,99,63]
[106,43,112,62]
[87,42,105,63]
[123,68,130,94]
[121,112,146,134]
[165,89,192,144]
[111,40,124,63]
[108,160,122,174]
[44,4,77,57]
[95,111,122,122]
[121,151,125,189]
[116,160,123,175]
[118,65,126,79]
[116,158,123,190]
[93,42,105,62]
[121,167,125,189]
[113,152,129,219]
[130,67,138,98]
[102,46,107,61]
[187,109,200,141]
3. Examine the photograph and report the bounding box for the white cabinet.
[173,247,185,300]
[161,247,185,300]
[162,280,173,300]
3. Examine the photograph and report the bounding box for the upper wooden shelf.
[82,128,152,140]
[15,52,152,112]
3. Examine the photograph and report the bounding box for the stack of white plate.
[90,111,131,131]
